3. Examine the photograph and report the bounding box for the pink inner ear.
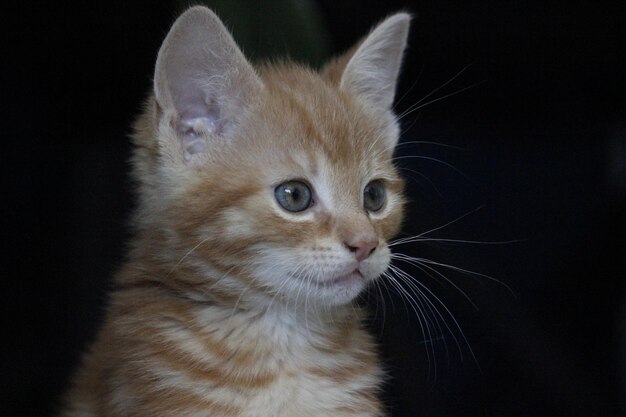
[177,116,221,135]
[177,115,226,159]
[175,79,224,132]
[175,88,226,158]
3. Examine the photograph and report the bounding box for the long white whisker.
[404,255,517,299]
[395,264,479,368]
[389,265,461,366]
[391,237,524,246]
[393,65,424,111]
[383,270,436,378]
[398,80,486,121]
[391,206,485,246]
[395,165,443,196]
[397,63,474,120]
[383,140,466,156]
[391,254,479,309]
[165,236,213,279]
[388,264,449,373]
[390,155,468,179]
[371,279,388,334]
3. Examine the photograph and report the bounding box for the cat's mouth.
[314,269,364,288]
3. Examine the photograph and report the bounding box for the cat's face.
[135,7,410,309]
[167,68,405,308]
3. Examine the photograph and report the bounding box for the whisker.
[396,165,443,196]
[392,254,479,309]
[389,264,479,368]
[226,259,263,318]
[403,255,517,299]
[399,112,420,137]
[390,154,468,179]
[390,206,486,246]
[165,236,213,279]
[388,264,450,372]
[370,279,388,334]
[385,140,466,156]
[397,63,474,120]
[391,237,524,246]
[393,65,424,111]
[264,265,300,314]
[398,80,486,121]
[383,270,436,378]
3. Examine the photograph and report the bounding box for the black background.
[2,1,625,416]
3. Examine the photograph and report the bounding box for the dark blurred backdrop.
[2,1,625,416]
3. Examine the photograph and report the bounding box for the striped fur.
[60,7,410,417]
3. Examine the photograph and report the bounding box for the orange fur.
[60,7,410,417]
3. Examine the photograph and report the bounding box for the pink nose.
[344,240,378,262]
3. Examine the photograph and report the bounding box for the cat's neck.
[115,252,364,353]
[192,300,362,353]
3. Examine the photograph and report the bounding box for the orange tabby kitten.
[60,6,409,416]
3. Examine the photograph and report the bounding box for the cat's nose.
[344,239,378,262]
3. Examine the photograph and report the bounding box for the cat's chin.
[313,270,364,288]
[309,270,369,306]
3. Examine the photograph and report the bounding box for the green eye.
[275,181,312,212]
[364,180,386,212]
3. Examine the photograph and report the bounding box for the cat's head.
[132,7,410,309]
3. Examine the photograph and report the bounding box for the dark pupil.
[288,187,300,202]
[368,186,379,201]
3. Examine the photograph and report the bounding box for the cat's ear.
[154,6,262,161]
[336,13,410,110]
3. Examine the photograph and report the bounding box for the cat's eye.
[363,180,386,212]
[275,181,313,212]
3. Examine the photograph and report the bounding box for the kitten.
[60,6,409,417]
